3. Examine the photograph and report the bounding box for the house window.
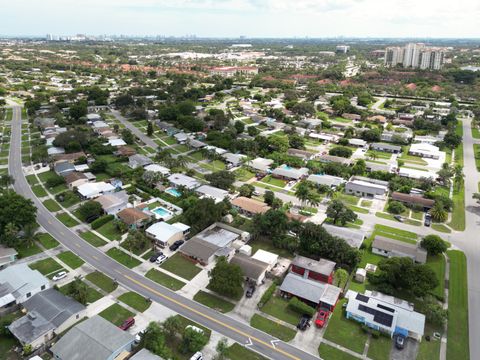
[41,285,46,290]
[26,292,31,298]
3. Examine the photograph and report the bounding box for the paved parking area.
[391,337,419,360]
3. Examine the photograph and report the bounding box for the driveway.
[390,337,418,360]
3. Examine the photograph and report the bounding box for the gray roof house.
[222,152,247,167]
[54,161,76,177]
[94,190,129,215]
[195,184,229,203]
[9,289,86,348]
[128,154,153,169]
[50,315,135,360]
[168,173,201,190]
[345,176,389,198]
[372,236,427,264]
[130,349,164,360]
[322,224,366,249]
[0,264,50,307]
[306,174,344,188]
[247,157,274,173]
[370,143,402,153]
[230,253,270,285]
[271,165,309,180]
[0,245,18,268]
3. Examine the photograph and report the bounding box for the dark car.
[296,315,311,331]
[119,317,135,331]
[169,240,185,251]
[424,213,431,227]
[395,335,406,350]
[149,252,163,263]
[246,284,256,298]
[394,215,404,222]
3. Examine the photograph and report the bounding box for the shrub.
[287,297,316,317]
[46,174,65,188]
[91,215,114,229]
[387,201,406,214]
[258,283,277,308]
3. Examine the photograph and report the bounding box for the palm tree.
[175,155,189,169]
[295,182,310,208]
[307,191,321,208]
[21,223,39,248]
[454,164,464,189]
[368,151,378,161]
[430,203,448,222]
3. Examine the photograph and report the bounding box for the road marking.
[75,243,81,248]
[245,338,253,347]
[271,339,281,348]
[123,274,300,360]
[48,220,52,224]
[92,255,99,260]
[60,231,65,236]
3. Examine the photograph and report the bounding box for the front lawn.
[42,199,62,212]
[250,314,296,342]
[106,248,141,269]
[118,291,151,312]
[60,280,103,303]
[426,255,446,300]
[160,253,202,280]
[26,174,39,185]
[260,295,301,326]
[96,220,123,240]
[98,303,135,327]
[37,233,59,249]
[318,344,358,360]
[193,290,235,313]
[56,212,79,227]
[29,257,63,276]
[335,193,359,206]
[367,336,392,360]
[234,167,255,181]
[432,224,451,233]
[57,251,85,269]
[446,250,469,360]
[85,271,118,293]
[259,175,287,188]
[80,231,108,247]
[31,185,47,197]
[15,242,42,258]
[448,181,465,231]
[225,343,268,360]
[371,224,418,244]
[145,269,186,291]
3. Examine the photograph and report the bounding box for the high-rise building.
[419,49,445,70]
[384,47,404,66]
[336,45,350,54]
[384,43,445,70]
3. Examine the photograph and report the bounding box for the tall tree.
[208,257,244,299]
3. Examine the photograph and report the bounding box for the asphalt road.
[110,109,159,149]
[9,106,319,360]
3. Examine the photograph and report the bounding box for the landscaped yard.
[60,280,103,303]
[106,248,141,268]
[260,295,301,326]
[145,268,186,291]
[193,290,235,313]
[98,303,134,326]
[85,271,118,293]
[318,344,358,360]
[446,250,469,360]
[96,220,123,240]
[56,212,79,227]
[57,251,85,269]
[80,231,108,247]
[29,257,63,276]
[118,291,151,312]
[250,314,297,342]
[37,233,59,249]
[160,253,202,280]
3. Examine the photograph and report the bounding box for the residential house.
[9,289,85,349]
[144,164,171,177]
[128,154,153,169]
[107,138,127,147]
[309,133,338,143]
[322,224,366,249]
[271,165,309,180]
[345,290,425,340]
[370,143,402,154]
[289,255,335,284]
[372,236,427,264]
[145,222,188,248]
[64,172,88,190]
[174,132,189,144]
[348,138,367,147]
[380,131,412,144]
[345,176,389,198]
[408,143,441,159]
[94,191,129,215]
[130,349,164,360]
[187,139,207,149]
[195,185,229,203]
[342,113,362,121]
[50,315,135,360]
[0,264,50,307]
[116,208,150,229]
[248,157,274,174]
[230,254,270,285]
[231,197,270,217]
[306,174,344,189]
[54,161,75,177]
[287,148,316,160]
[116,146,137,157]
[53,152,86,163]
[77,182,115,199]
[222,153,247,167]
[168,173,201,190]
[365,162,394,173]
[366,115,387,124]
[398,167,436,180]
[0,246,17,268]
[318,154,352,165]
[391,192,435,210]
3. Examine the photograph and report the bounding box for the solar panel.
[358,304,376,315]
[377,304,395,313]
[356,294,369,303]
[374,311,394,327]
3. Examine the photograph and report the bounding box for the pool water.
[152,207,172,217]
[283,165,293,170]
[166,188,182,197]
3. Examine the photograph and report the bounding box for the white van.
[189,352,203,360]
[185,325,204,335]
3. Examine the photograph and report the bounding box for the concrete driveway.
[390,337,418,360]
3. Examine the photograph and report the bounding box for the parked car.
[189,352,203,360]
[156,254,167,265]
[119,317,135,331]
[395,335,406,350]
[169,240,184,251]
[297,314,311,331]
[246,284,256,298]
[315,310,330,328]
[424,213,431,227]
[149,252,163,262]
[52,271,67,281]
[394,215,404,222]
[185,325,204,335]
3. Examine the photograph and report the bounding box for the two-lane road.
[9,106,319,360]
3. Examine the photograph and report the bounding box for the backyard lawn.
[56,212,79,227]
[193,290,235,313]
[57,251,85,269]
[106,248,141,268]
[260,295,301,326]
[98,303,134,326]
[37,233,59,249]
[29,257,63,276]
[118,291,151,312]
[85,271,118,293]
[250,314,297,342]
[145,269,186,291]
[160,253,202,280]
[80,231,108,247]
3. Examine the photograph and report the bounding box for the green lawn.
[360,200,372,207]
[57,251,85,269]
[32,185,47,197]
[118,291,151,312]
[370,224,418,244]
[85,271,118,293]
[42,199,62,212]
[225,343,268,360]
[29,257,63,276]
[335,193,359,206]
[56,212,80,227]
[249,237,294,259]
[348,205,370,214]
[160,253,202,280]
[417,324,442,360]
[250,314,297,342]
[96,221,123,240]
[26,174,39,185]
[318,344,358,360]
[432,224,452,233]
[15,242,42,258]
[448,181,465,231]
[145,269,186,291]
[446,250,469,360]
[106,248,141,268]
[80,231,108,247]
[426,255,446,300]
[366,150,392,160]
[60,280,103,303]
[234,167,255,181]
[259,175,287,188]
[193,290,235,313]
[472,124,480,139]
[37,233,59,249]
[411,210,424,220]
[375,212,422,227]
[367,336,392,360]
[98,303,135,326]
[323,299,368,354]
[260,295,301,326]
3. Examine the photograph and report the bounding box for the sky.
[1,0,479,38]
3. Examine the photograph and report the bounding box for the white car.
[52,271,67,281]
[156,254,167,265]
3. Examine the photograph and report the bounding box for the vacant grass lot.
[250,314,296,342]
[106,248,141,269]
[260,295,301,326]
[57,251,85,269]
[80,231,108,247]
[98,303,134,327]
[56,212,79,227]
[446,250,469,360]
[318,344,358,360]
[37,233,59,249]
[193,291,235,313]
[118,291,151,312]
[145,269,186,291]
[85,271,118,293]
[160,253,201,280]
[29,257,63,276]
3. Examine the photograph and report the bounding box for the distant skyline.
[1,0,479,38]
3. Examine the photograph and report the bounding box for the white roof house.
[271,165,309,180]
[195,185,229,203]
[47,147,65,156]
[345,179,388,197]
[251,249,278,270]
[248,157,274,173]
[168,173,201,190]
[408,143,442,159]
[145,222,188,247]
[92,121,109,128]
[0,264,50,306]
[307,174,345,188]
[107,138,127,147]
[322,223,366,248]
[144,164,171,176]
[77,182,115,199]
[398,167,436,180]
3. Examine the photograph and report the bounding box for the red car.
[315,310,329,328]
[119,317,135,331]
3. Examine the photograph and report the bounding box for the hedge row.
[288,297,316,317]
[91,215,114,229]
[258,283,277,308]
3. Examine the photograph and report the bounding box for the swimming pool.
[165,188,182,197]
[152,206,173,218]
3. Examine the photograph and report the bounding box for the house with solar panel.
[345,290,426,340]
